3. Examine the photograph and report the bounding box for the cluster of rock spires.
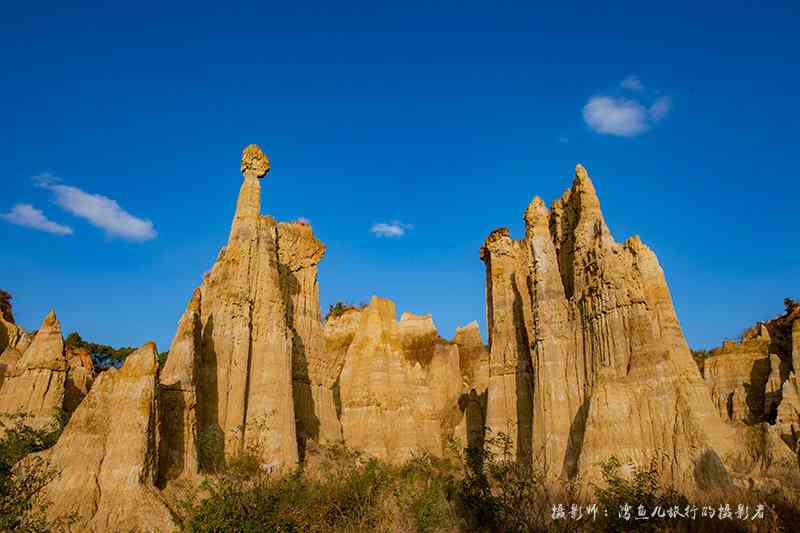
[0,147,798,531]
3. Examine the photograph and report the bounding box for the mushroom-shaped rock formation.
[161,144,308,476]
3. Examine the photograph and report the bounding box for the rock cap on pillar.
[241,144,271,179]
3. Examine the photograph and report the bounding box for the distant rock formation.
[702,301,800,456]
[480,165,736,488]
[331,296,487,463]
[64,344,95,416]
[39,342,176,532]
[0,310,67,431]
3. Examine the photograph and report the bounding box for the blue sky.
[1,2,798,351]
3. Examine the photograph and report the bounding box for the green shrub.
[324,302,365,321]
[591,456,689,532]
[0,413,69,532]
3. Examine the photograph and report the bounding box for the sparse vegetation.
[0,412,70,532]
[181,433,800,532]
[324,301,365,321]
[0,289,13,324]
[691,349,711,374]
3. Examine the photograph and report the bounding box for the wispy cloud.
[649,95,671,122]
[1,203,74,236]
[370,220,413,238]
[620,75,644,92]
[35,174,156,241]
[582,77,671,137]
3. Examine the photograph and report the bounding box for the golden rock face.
[241,144,271,178]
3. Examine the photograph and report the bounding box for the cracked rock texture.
[64,345,95,416]
[481,164,736,487]
[167,144,298,470]
[276,221,340,456]
[333,296,487,462]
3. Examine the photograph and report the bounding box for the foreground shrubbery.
[181,430,800,533]
[2,418,798,532]
[0,414,67,532]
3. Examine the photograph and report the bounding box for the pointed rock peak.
[41,309,60,332]
[120,342,159,377]
[524,196,549,228]
[16,309,65,371]
[240,144,270,179]
[572,163,598,197]
[575,163,589,181]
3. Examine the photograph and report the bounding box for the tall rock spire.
[482,163,739,488]
[229,144,270,242]
[162,144,299,473]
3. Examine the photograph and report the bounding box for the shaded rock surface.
[159,288,202,483]
[703,301,800,456]
[64,345,95,416]
[276,221,339,457]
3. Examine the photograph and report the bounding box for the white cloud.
[583,76,672,138]
[582,96,650,137]
[621,75,644,92]
[649,95,671,122]
[35,175,156,241]
[370,220,413,238]
[1,203,73,235]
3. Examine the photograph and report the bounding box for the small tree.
[0,289,14,324]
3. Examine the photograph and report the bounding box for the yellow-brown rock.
[64,345,95,416]
[703,343,772,423]
[168,144,298,470]
[481,164,736,487]
[0,310,67,430]
[794,318,800,376]
[0,314,30,355]
[336,296,475,462]
[276,221,339,455]
[452,321,490,448]
[39,342,176,532]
